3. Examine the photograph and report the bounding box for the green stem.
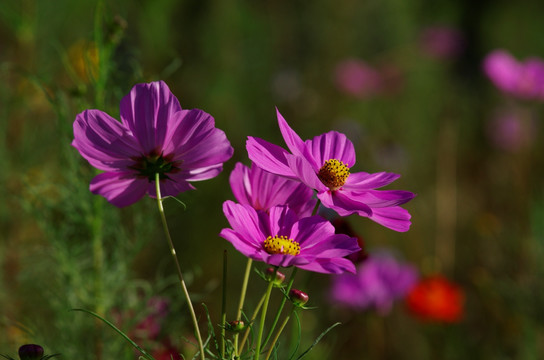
[92,192,104,360]
[262,267,297,348]
[264,308,295,360]
[239,293,266,354]
[311,199,321,217]
[221,250,228,359]
[234,258,253,356]
[155,173,205,360]
[254,271,276,360]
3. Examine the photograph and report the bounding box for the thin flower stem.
[155,173,205,360]
[239,293,266,353]
[234,258,253,356]
[311,199,321,217]
[264,308,295,360]
[262,267,297,348]
[254,270,277,360]
[221,250,228,359]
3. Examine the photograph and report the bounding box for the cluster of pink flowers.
[71,80,417,357]
[73,81,414,277]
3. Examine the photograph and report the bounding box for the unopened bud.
[289,289,309,307]
[18,344,44,360]
[225,320,246,332]
[265,267,286,286]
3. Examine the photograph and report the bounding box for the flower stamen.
[264,235,300,256]
[318,159,350,190]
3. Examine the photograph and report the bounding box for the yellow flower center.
[317,159,350,190]
[264,235,300,256]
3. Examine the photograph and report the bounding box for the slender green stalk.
[254,274,276,360]
[239,293,266,354]
[234,258,253,356]
[92,193,105,360]
[221,250,228,359]
[262,267,297,348]
[311,199,321,217]
[264,308,295,360]
[155,173,205,360]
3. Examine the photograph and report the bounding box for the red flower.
[405,275,464,322]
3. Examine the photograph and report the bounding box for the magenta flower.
[220,201,360,274]
[246,109,415,231]
[330,252,418,314]
[72,81,233,207]
[229,162,316,217]
[483,50,544,100]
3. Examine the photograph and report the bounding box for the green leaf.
[288,311,302,360]
[163,196,187,210]
[295,322,341,360]
[72,308,155,360]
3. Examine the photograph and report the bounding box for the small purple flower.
[330,252,418,315]
[483,50,544,100]
[219,201,360,274]
[72,81,233,207]
[229,162,316,217]
[246,109,415,231]
[334,59,383,98]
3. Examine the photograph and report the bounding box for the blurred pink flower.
[334,59,383,98]
[330,252,418,315]
[134,297,171,340]
[420,26,464,60]
[483,50,544,100]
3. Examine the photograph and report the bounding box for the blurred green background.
[1,0,544,359]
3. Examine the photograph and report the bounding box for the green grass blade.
[72,308,155,360]
[295,322,341,360]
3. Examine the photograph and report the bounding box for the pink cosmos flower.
[229,162,316,217]
[246,109,415,231]
[72,81,233,207]
[330,252,418,315]
[483,50,544,100]
[220,201,360,274]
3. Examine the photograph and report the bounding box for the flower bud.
[225,320,246,332]
[18,344,44,360]
[265,267,286,286]
[289,289,309,307]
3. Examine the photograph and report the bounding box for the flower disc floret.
[264,235,300,256]
[318,159,350,190]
